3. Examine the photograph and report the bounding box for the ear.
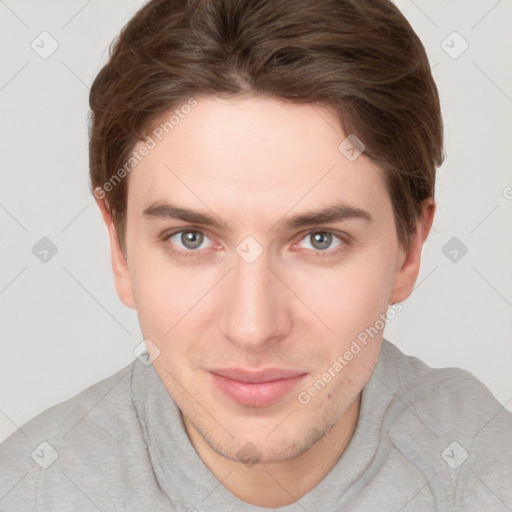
[95,196,136,310]
[389,198,435,304]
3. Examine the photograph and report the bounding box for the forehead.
[127,95,391,224]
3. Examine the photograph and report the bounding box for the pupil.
[182,231,203,249]
[312,232,331,250]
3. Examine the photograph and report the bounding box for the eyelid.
[293,228,350,243]
[291,229,348,256]
[162,227,217,249]
[161,227,349,257]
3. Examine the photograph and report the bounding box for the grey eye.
[310,232,332,250]
[298,232,342,252]
[180,230,204,249]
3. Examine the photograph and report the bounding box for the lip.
[208,368,307,407]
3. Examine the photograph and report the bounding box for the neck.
[184,394,361,507]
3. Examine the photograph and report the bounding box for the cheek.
[128,246,184,336]
[294,251,397,344]
[294,255,396,410]
[129,246,221,343]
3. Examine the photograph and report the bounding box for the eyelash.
[161,228,349,259]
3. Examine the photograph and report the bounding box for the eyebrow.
[142,201,373,231]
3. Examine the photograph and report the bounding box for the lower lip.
[209,373,306,407]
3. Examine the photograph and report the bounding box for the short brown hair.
[89,0,444,254]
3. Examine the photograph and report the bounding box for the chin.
[195,413,337,465]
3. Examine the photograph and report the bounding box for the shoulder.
[379,339,512,507]
[1,361,136,449]
[0,362,153,510]
[380,339,511,434]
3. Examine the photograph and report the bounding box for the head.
[89,0,443,463]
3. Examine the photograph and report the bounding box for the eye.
[296,231,344,255]
[164,229,214,256]
[162,228,347,259]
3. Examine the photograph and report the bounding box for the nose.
[218,249,293,352]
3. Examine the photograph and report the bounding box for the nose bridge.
[218,248,290,349]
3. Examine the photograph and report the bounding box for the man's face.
[120,95,406,463]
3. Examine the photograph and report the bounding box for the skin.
[96,94,434,507]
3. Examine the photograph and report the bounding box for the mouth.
[208,368,307,407]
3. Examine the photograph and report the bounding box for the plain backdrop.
[1,0,511,443]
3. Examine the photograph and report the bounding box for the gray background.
[0,0,511,443]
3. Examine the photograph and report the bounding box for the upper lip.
[208,368,306,383]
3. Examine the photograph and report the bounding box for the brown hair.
[89,0,444,254]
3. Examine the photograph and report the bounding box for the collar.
[131,339,401,510]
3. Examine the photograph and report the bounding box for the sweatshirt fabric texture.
[1,339,511,511]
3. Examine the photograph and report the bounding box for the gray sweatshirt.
[1,339,511,511]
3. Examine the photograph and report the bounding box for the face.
[102,95,429,464]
